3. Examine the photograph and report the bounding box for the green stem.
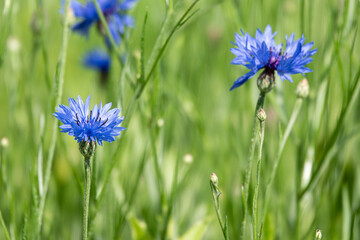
[252,118,265,240]
[36,0,71,235]
[35,0,51,90]
[0,210,10,240]
[83,157,92,240]
[241,92,265,237]
[92,0,123,65]
[0,0,14,66]
[150,127,166,210]
[160,153,180,240]
[210,181,229,240]
[260,98,303,236]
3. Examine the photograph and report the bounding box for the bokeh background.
[0,0,360,239]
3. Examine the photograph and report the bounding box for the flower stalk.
[252,109,266,240]
[92,0,123,64]
[82,156,92,240]
[0,209,10,240]
[79,140,96,240]
[241,91,265,237]
[210,173,229,240]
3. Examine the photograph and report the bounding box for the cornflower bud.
[79,140,96,158]
[257,69,275,94]
[210,173,218,186]
[296,78,309,98]
[257,108,267,122]
[315,229,322,240]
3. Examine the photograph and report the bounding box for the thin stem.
[0,0,14,66]
[92,0,123,65]
[210,180,229,240]
[149,127,166,209]
[252,118,265,240]
[260,98,303,236]
[160,153,180,240]
[36,0,71,235]
[37,114,45,197]
[35,0,51,90]
[0,210,10,240]
[241,92,265,237]
[83,157,92,240]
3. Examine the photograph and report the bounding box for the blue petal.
[122,15,134,27]
[71,19,94,36]
[118,0,138,10]
[107,16,122,45]
[230,70,258,91]
[70,1,86,17]
[83,49,111,72]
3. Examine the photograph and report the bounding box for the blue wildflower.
[70,0,137,45]
[54,95,125,146]
[230,25,317,91]
[83,49,111,73]
[83,49,111,85]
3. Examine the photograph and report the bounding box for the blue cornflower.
[70,0,138,45]
[83,49,111,73]
[54,95,125,146]
[230,25,317,91]
[83,49,111,85]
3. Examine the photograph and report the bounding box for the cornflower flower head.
[54,95,125,146]
[230,25,317,91]
[83,49,111,72]
[69,0,138,45]
[83,49,111,85]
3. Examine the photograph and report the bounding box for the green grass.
[0,0,360,239]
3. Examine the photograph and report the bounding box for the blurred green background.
[0,0,360,239]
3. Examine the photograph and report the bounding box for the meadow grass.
[0,0,360,239]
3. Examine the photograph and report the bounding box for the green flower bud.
[315,230,322,240]
[210,173,218,186]
[296,78,309,98]
[257,108,267,122]
[79,140,96,158]
[257,69,275,94]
